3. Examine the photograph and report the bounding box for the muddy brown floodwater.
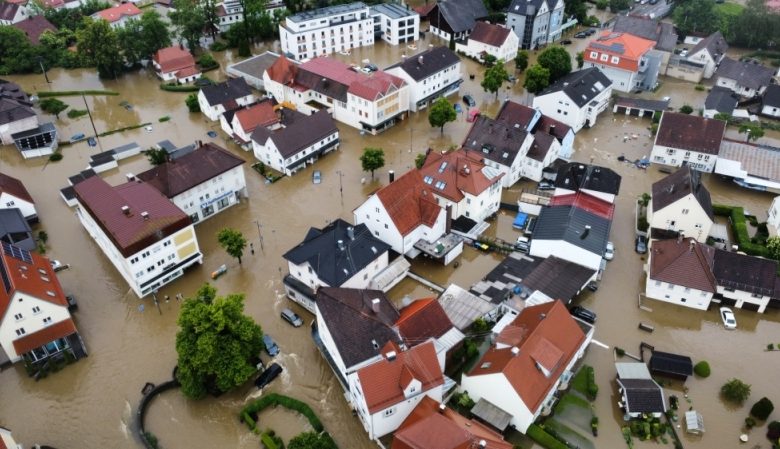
[2,35,780,449]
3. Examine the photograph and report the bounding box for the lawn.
[570,365,594,398]
[715,2,744,16]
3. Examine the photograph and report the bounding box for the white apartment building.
[456,21,519,64]
[280,2,374,61]
[385,46,462,112]
[532,67,613,132]
[650,112,726,173]
[216,0,243,32]
[370,3,419,45]
[73,176,203,298]
[461,115,535,187]
[648,167,714,242]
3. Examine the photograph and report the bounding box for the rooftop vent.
[125,173,136,182]
[386,350,397,361]
[581,224,591,239]
[439,404,446,413]
[347,226,355,241]
[511,346,520,356]
[141,211,150,220]
[479,441,487,448]
[418,55,424,65]
[121,205,130,215]
[337,239,345,251]
[371,297,381,313]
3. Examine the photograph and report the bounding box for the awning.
[513,212,528,229]
[13,319,77,355]
[471,398,513,431]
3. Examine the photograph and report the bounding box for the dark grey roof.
[617,378,666,414]
[283,219,390,287]
[473,253,542,304]
[508,0,546,17]
[461,115,529,167]
[521,256,596,301]
[612,16,677,52]
[649,351,692,377]
[295,67,349,102]
[704,86,738,114]
[527,132,555,162]
[763,84,780,108]
[199,77,252,107]
[0,208,35,251]
[251,109,338,159]
[370,3,416,19]
[227,51,280,80]
[716,57,775,91]
[315,287,402,369]
[386,46,460,81]
[689,31,728,60]
[436,0,488,33]
[713,249,778,296]
[287,2,367,23]
[651,166,713,220]
[12,122,56,152]
[538,68,612,107]
[555,162,622,195]
[533,205,611,255]
[0,79,35,126]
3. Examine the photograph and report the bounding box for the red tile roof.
[0,242,69,321]
[374,170,443,236]
[12,15,57,45]
[418,149,503,203]
[414,3,436,18]
[73,176,191,258]
[267,54,298,85]
[153,46,197,74]
[93,3,142,23]
[655,112,726,155]
[13,318,76,355]
[357,341,443,414]
[550,192,615,220]
[175,66,201,79]
[0,171,34,204]
[585,32,655,72]
[467,301,586,413]
[396,298,454,345]
[299,57,406,101]
[649,238,717,292]
[469,21,511,48]
[234,100,278,134]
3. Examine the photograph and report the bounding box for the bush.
[159,116,171,122]
[586,366,598,400]
[695,84,705,91]
[721,378,751,404]
[49,152,63,162]
[768,420,780,440]
[751,397,775,421]
[746,416,757,428]
[769,343,775,351]
[210,41,229,52]
[160,84,199,92]
[185,93,200,112]
[527,424,568,449]
[615,347,626,357]
[67,109,88,119]
[693,361,711,378]
[198,53,218,70]
[241,393,324,433]
[260,432,279,449]
[713,204,734,216]
[596,0,608,9]
[679,105,694,114]
[37,90,119,97]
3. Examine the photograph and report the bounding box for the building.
[354,170,464,264]
[12,15,57,44]
[651,112,726,172]
[583,32,660,92]
[251,109,339,176]
[461,115,534,187]
[0,242,86,367]
[617,378,667,418]
[370,3,420,46]
[649,167,714,242]
[0,171,37,223]
[648,350,693,381]
[438,283,499,331]
[263,55,409,134]
[612,15,677,73]
[429,0,488,41]
[456,21,519,64]
[769,196,780,236]
[197,77,255,121]
[495,99,576,163]
[216,0,243,33]
[396,298,464,368]
[279,3,374,61]
[220,100,278,148]
[0,208,35,251]
[135,142,246,224]
[553,162,621,204]
[0,80,36,146]
[715,139,780,193]
[712,249,778,312]
[506,0,565,49]
[385,46,462,112]
[532,67,613,132]
[703,86,739,119]
[73,176,203,298]
[0,2,27,25]
[716,57,775,98]
[686,31,728,79]
[645,237,716,310]
[460,301,593,433]
[350,340,444,440]
[282,220,393,313]
[91,3,142,28]
[152,46,201,84]
[225,51,280,90]
[0,427,21,449]
[761,84,780,118]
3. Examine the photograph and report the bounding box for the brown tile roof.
[375,170,443,236]
[0,242,69,321]
[649,238,717,292]
[93,3,142,22]
[153,46,196,74]
[12,15,57,45]
[418,149,503,203]
[655,112,726,155]
[73,176,191,258]
[12,318,76,355]
[469,21,511,47]
[466,301,586,412]
[297,57,406,101]
[136,142,245,198]
[413,2,436,18]
[357,341,443,414]
[396,298,454,345]
[267,54,298,85]
[234,100,278,134]
[495,100,572,143]
[0,172,34,204]
[651,166,713,219]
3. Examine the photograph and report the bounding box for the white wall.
[530,240,602,271]
[762,104,780,118]
[0,292,73,362]
[280,7,374,60]
[375,12,419,45]
[456,32,519,64]
[460,373,535,432]
[170,165,246,223]
[650,145,717,172]
[198,90,255,121]
[645,273,713,310]
[767,196,780,236]
[355,194,405,254]
[717,286,771,313]
[583,62,635,93]
[0,115,38,145]
[687,50,717,79]
[648,196,713,242]
[386,60,462,112]
[0,193,36,221]
[253,129,339,176]
[717,77,765,98]
[532,82,611,132]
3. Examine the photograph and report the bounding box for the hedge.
[160,84,200,92]
[693,361,711,378]
[260,432,279,449]
[713,204,771,257]
[241,393,324,433]
[527,424,569,449]
[37,90,118,97]
[712,204,734,216]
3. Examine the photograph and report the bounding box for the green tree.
[679,104,694,114]
[198,53,217,69]
[185,93,201,112]
[415,152,427,169]
[515,50,529,72]
[523,64,550,95]
[428,97,457,135]
[481,59,508,98]
[360,147,385,180]
[576,51,584,69]
[139,10,172,58]
[449,33,455,51]
[483,54,497,67]
[537,46,572,82]
[201,0,220,40]
[609,0,630,12]
[39,98,69,118]
[117,19,145,66]
[768,236,780,259]
[235,0,268,56]
[596,0,608,9]
[288,432,338,449]
[0,26,38,74]
[728,0,780,49]
[565,0,588,23]
[175,283,263,399]
[750,397,774,421]
[739,123,764,142]
[673,0,719,35]
[77,18,124,79]
[217,228,248,264]
[170,0,206,52]
[721,378,751,404]
[145,147,169,166]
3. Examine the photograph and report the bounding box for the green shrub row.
[527,424,569,449]
[241,393,324,433]
[586,365,598,400]
[37,90,118,97]
[160,83,200,92]
[242,411,255,429]
[98,122,151,137]
[260,432,279,449]
[730,207,770,257]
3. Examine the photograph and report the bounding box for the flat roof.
[370,3,416,19]
[288,2,367,22]
[471,398,513,431]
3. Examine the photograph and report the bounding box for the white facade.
[0,293,73,362]
[371,5,419,45]
[768,196,780,237]
[762,103,780,118]
[479,135,535,188]
[650,145,717,173]
[152,60,201,84]
[217,0,243,32]
[456,29,519,64]
[507,0,565,49]
[288,252,389,302]
[532,81,612,132]
[385,55,462,112]
[0,4,27,25]
[687,48,719,79]
[432,180,502,223]
[530,240,603,271]
[521,139,561,182]
[252,129,340,176]
[645,275,713,311]
[717,76,766,98]
[74,206,202,298]
[648,196,713,242]
[0,115,38,145]
[582,62,636,93]
[197,90,256,122]
[170,165,246,224]
[279,3,374,61]
[0,192,36,222]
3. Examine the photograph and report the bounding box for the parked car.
[254,362,283,389]
[364,63,378,72]
[604,242,615,260]
[561,39,573,45]
[50,259,64,271]
[263,334,280,357]
[281,308,304,327]
[570,306,597,324]
[538,180,555,190]
[506,74,517,83]
[463,94,476,107]
[587,281,598,292]
[574,31,588,38]
[635,235,647,254]
[515,236,530,252]
[585,28,597,36]
[312,170,322,184]
[720,307,737,329]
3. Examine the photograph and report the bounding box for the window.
[15,328,25,336]
[43,317,52,325]
[655,280,661,287]
[383,407,395,417]
[218,197,230,209]
[32,306,40,314]
[682,209,689,215]
[14,313,23,320]
[611,56,620,64]
[600,54,608,62]
[590,51,597,59]
[5,201,14,207]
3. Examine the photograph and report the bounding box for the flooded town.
[3,0,780,449]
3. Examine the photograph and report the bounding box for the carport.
[613,97,670,118]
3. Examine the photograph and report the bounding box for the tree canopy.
[176,284,264,399]
[721,378,751,404]
[40,98,69,118]
[481,59,508,98]
[217,228,248,264]
[515,50,529,72]
[609,0,630,12]
[77,18,123,78]
[537,46,572,83]
[673,0,720,36]
[428,97,457,135]
[523,64,550,95]
[170,0,207,52]
[739,123,764,142]
[360,147,385,180]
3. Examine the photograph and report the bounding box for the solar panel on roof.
[2,241,33,264]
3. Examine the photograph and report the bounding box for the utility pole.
[253,219,265,254]
[82,93,103,152]
[336,170,344,205]
[37,57,51,84]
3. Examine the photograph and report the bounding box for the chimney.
[580,224,591,239]
[337,239,345,251]
[389,170,395,183]
[689,239,695,252]
[347,226,355,240]
[677,233,683,243]
[539,312,546,320]
[462,164,470,175]
[438,403,446,413]
[141,211,150,220]
[550,124,555,132]
[478,441,487,448]
[446,204,453,233]
[386,350,397,361]
[511,346,520,356]
[125,173,136,182]
[418,55,424,65]
[371,298,381,313]
[121,205,130,215]
[196,140,203,148]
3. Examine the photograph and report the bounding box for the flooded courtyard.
[2,34,780,449]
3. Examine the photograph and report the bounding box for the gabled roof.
[0,2,20,21]
[617,378,666,414]
[229,51,280,81]
[585,32,655,71]
[0,209,33,251]
[648,238,716,292]
[357,341,444,414]
[435,0,488,33]
[521,256,596,302]
[136,142,245,198]
[533,203,612,255]
[763,84,780,108]
[233,100,278,134]
[538,67,612,107]
[0,172,34,204]
[527,132,555,162]
[283,219,390,287]
[266,54,299,85]
[12,16,57,45]
[507,0,547,18]
[200,77,252,107]
[495,100,572,142]
[689,31,728,60]
[648,350,693,377]
[713,249,778,296]
[386,46,460,82]
[418,148,503,203]
[612,16,677,52]
[92,3,142,22]
[373,170,443,236]
[315,287,402,369]
[704,85,738,114]
[0,80,34,126]
[13,318,77,355]
[296,57,406,102]
[462,115,530,167]
[397,298,454,345]
[716,57,775,90]
[466,301,587,412]
[655,112,726,155]
[555,162,621,196]
[651,166,713,220]
[250,109,338,159]
[153,46,196,74]
[469,21,511,47]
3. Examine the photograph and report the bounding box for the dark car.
[561,39,573,45]
[635,235,648,254]
[574,31,587,38]
[263,334,280,357]
[463,94,476,107]
[254,363,283,389]
[281,308,304,327]
[587,281,598,292]
[570,306,597,324]
[538,180,555,190]
[364,63,378,72]
[585,28,597,36]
